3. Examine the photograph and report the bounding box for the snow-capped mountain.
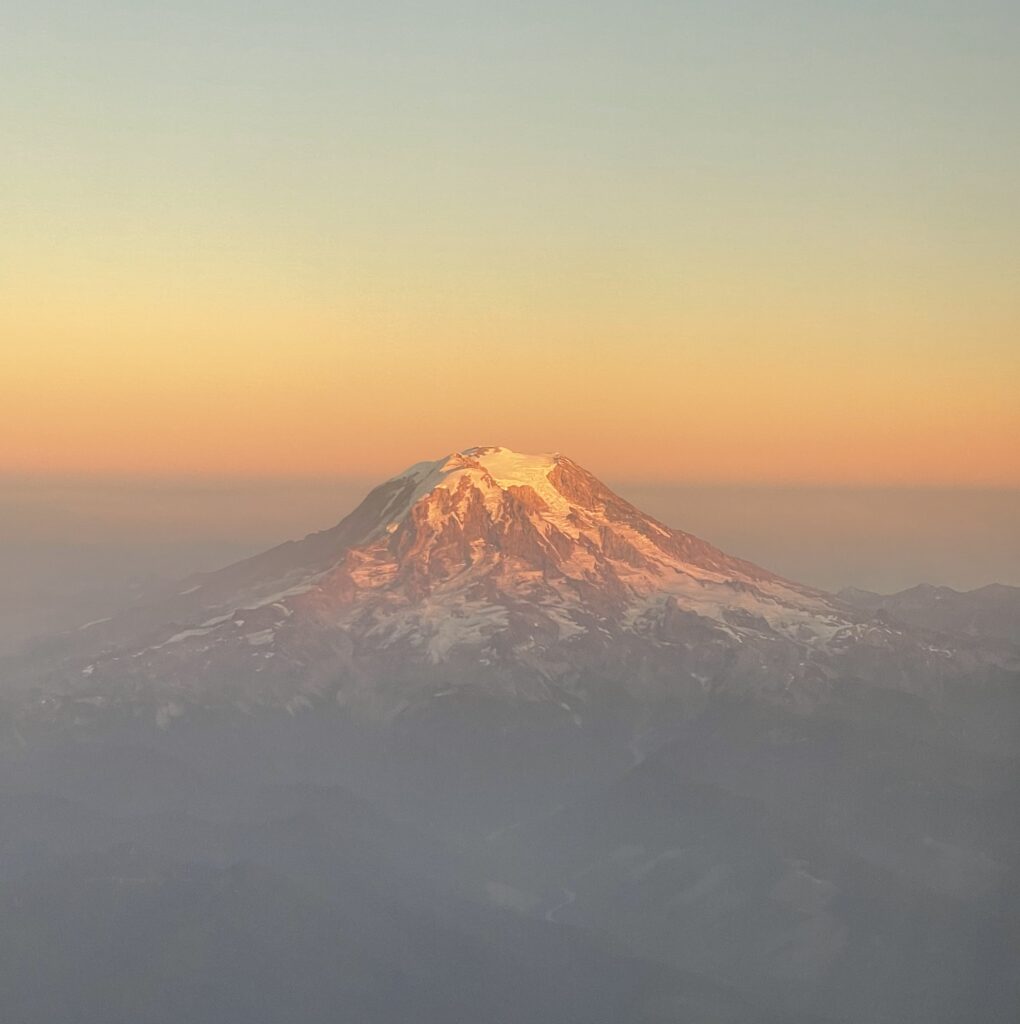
[5,448,1016,1024]
[19,447,1008,722]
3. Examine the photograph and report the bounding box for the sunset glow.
[4,303,1017,484]
[3,2,1018,486]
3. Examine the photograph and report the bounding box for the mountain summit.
[336,445,835,638]
[21,446,999,722]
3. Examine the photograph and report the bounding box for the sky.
[3,0,1019,486]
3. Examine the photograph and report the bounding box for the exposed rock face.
[16,447,1016,723]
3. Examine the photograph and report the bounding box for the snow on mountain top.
[379,447,573,531]
[464,446,560,484]
[393,446,560,490]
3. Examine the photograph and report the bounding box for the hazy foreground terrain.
[1,449,1017,1023]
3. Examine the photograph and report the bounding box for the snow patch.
[78,617,112,631]
[155,627,216,648]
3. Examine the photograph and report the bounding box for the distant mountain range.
[839,582,1020,644]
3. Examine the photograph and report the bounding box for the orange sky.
[4,2,1019,487]
[3,276,1017,485]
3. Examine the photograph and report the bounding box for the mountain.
[839,583,1020,645]
[12,446,1012,727]
[2,447,1018,1023]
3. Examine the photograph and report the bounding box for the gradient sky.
[3,1,1019,484]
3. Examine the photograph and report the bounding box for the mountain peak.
[390,446,564,504]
